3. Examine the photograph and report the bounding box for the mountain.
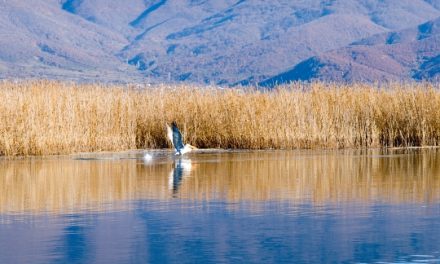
[1,0,440,84]
[260,17,440,86]
[0,0,142,82]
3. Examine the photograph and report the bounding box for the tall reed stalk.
[0,81,439,155]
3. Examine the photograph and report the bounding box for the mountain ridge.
[1,0,440,84]
[259,17,440,86]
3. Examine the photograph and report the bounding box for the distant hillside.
[0,1,140,82]
[260,17,440,86]
[1,0,440,84]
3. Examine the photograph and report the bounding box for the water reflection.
[169,158,193,196]
[1,149,440,213]
[1,149,440,263]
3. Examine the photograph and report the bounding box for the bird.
[166,121,197,155]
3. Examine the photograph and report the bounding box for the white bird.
[166,121,197,155]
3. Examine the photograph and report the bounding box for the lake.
[1,149,440,263]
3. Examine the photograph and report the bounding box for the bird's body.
[166,122,196,155]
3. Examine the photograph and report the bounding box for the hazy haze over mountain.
[1,0,439,85]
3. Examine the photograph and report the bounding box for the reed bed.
[0,80,439,155]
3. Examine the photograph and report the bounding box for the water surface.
[1,149,440,263]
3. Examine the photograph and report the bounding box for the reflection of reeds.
[1,81,440,155]
[0,159,173,213]
[182,149,440,204]
[0,150,439,213]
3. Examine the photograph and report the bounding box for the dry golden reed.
[0,80,440,155]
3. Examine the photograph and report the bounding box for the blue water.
[1,149,440,263]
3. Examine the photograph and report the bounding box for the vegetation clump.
[0,81,439,155]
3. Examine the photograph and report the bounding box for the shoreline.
[1,146,440,160]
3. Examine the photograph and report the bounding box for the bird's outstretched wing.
[171,122,185,152]
[166,123,174,147]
